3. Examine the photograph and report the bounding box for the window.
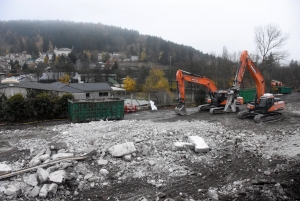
[99,92,108,97]
[86,93,90,98]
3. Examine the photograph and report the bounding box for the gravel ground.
[0,92,300,200]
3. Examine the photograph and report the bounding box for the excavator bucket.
[175,104,187,116]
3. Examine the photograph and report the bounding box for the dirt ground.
[0,92,300,201]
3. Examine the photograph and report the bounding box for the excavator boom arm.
[176,69,218,103]
[240,51,265,100]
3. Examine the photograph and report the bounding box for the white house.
[54,47,72,57]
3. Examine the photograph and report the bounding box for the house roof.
[68,83,112,92]
[0,81,112,93]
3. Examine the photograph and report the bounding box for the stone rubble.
[0,119,299,200]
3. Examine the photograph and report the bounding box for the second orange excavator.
[175,69,239,115]
[226,50,285,123]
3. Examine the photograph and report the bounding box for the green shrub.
[195,88,207,105]
[4,94,26,122]
[56,93,74,118]
[34,93,53,119]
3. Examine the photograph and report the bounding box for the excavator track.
[209,107,226,114]
[210,106,240,115]
[254,112,283,123]
[198,104,212,112]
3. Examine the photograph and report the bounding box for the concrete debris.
[39,184,49,198]
[4,185,21,197]
[100,169,109,176]
[28,157,41,167]
[97,159,108,166]
[39,154,50,162]
[49,170,66,183]
[51,153,74,160]
[48,183,58,196]
[108,142,137,157]
[173,142,195,151]
[25,174,38,186]
[0,163,12,173]
[28,186,40,197]
[37,168,49,183]
[188,136,210,153]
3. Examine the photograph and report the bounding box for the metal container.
[68,99,124,123]
[238,88,256,103]
[278,86,292,94]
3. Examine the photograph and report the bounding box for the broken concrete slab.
[100,169,109,176]
[39,154,50,162]
[108,142,136,157]
[48,183,58,196]
[49,170,66,183]
[28,158,41,167]
[37,168,49,183]
[28,186,40,198]
[4,185,21,197]
[173,142,195,151]
[25,174,38,186]
[0,163,12,173]
[39,184,49,198]
[188,136,210,153]
[51,153,74,160]
[97,159,108,166]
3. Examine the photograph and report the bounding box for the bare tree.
[254,24,289,64]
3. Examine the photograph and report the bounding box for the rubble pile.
[0,119,299,200]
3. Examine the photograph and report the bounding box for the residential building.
[54,47,72,57]
[0,80,112,100]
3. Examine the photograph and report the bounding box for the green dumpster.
[238,88,257,103]
[68,99,124,123]
[278,86,292,94]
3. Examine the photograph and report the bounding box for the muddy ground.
[0,92,300,201]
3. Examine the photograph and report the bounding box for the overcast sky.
[1,0,299,63]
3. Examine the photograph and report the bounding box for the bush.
[54,93,74,118]
[4,94,26,122]
[195,89,207,106]
[34,93,53,119]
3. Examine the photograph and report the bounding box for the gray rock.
[60,162,73,169]
[51,153,74,160]
[37,168,49,183]
[149,160,156,166]
[39,184,49,198]
[49,170,66,183]
[48,183,58,196]
[124,154,132,161]
[4,185,21,197]
[0,163,12,173]
[28,186,41,198]
[97,159,108,166]
[207,189,219,201]
[0,186,5,194]
[26,174,38,186]
[108,142,136,157]
[84,173,93,180]
[39,154,50,162]
[100,169,109,176]
[28,158,41,167]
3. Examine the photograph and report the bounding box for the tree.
[254,24,289,66]
[112,60,118,71]
[44,54,49,64]
[143,68,170,92]
[123,76,136,92]
[59,74,71,84]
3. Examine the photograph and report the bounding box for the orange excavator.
[226,50,285,123]
[175,69,239,115]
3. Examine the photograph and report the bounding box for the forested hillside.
[0,20,299,91]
